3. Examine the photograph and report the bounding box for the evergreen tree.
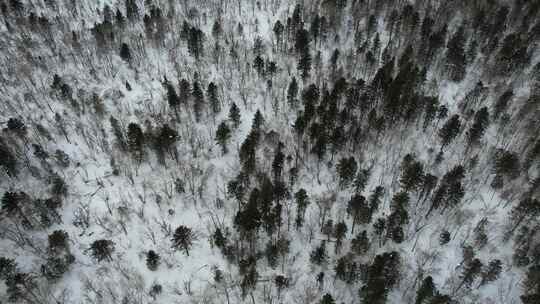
[432,293,453,303]
[7,118,26,137]
[102,4,113,24]
[155,124,178,161]
[212,120,232,154]
[272,143,285,181]
[457,258,483,291]
[337,157,358,189]
[521,264,540,303]
[212,227,227,249]
[420,173,438,200]
[426,24,448,65]
[264,245,277,270]
[254,55,265,76]
[312,132,327,168]
[495,32,529,76]
[180,21,190,40]
[493,149,520,180]
[386,192,409,244]
[9,0,24,14]
[334,221,348,253]
[423,96,439,130]
[267,60,278,80]
[438,114,461,151]
[273,20,284,49]
[146,250,160,271]
[0,257,16,280]
[167,83,180,112]
[293,113,307,139]
[253,36,265,56]
[329,125,345,159]
[51,74,63,90]
[88,239,115,262]
[302,84,320,121]
[172,225,196,256]
[287,77,299,107]
[188,26,204,59]
[207,82,220,115]
[347,194,370,234]
[226,176,245,204]
[479,259,502,286]
[5,272,35,301]
[240,262,258,299]
[439,230,451,245]
[360,251,400,303]
[48,230,69,254]
[115,8,125,27]
[298,49,312,80]
[192,81,205,122]
[51,174,68,198]
[322,219,334,241]
[229,102,241,128]
[368,186,384,214]
[274,274,289,296]
[310,242,328,266]
[289,4,303,35]
[212,19,222,39]
[353,169,371,194]
[415,276,437,304]
[466,107,490,147]
[239,130,259,174]
[179,78,191,101]
[42,230,75,280]
[428,165,466,216]
[400,154,425,192]
[445,26,466,82]
[125,0,139,21]
[252,110,265,131]
[330,49,340,74]
[316,271,325,290]
[234,189,262,240]
[120,43,132,63]
[351,231,370,255]
[373,218,386,246]
[2,192,29,226]
[493,89,513,120]
[295,28,310,54]
[510,197,540,233]
[110,116,127,152]
[0,137,18,177]
[295,188,310,229]
[320,293,335,304]
[127,123,144,163]
[309,14,321,45]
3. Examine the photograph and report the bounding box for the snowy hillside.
[0,0,539,303]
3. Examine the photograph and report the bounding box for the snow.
[1,0,539,303]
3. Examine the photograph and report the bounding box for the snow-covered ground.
[0,0,539,303]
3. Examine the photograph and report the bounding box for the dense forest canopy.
[0,0,539,303]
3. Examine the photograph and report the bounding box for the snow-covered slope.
[0,0,539,303]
